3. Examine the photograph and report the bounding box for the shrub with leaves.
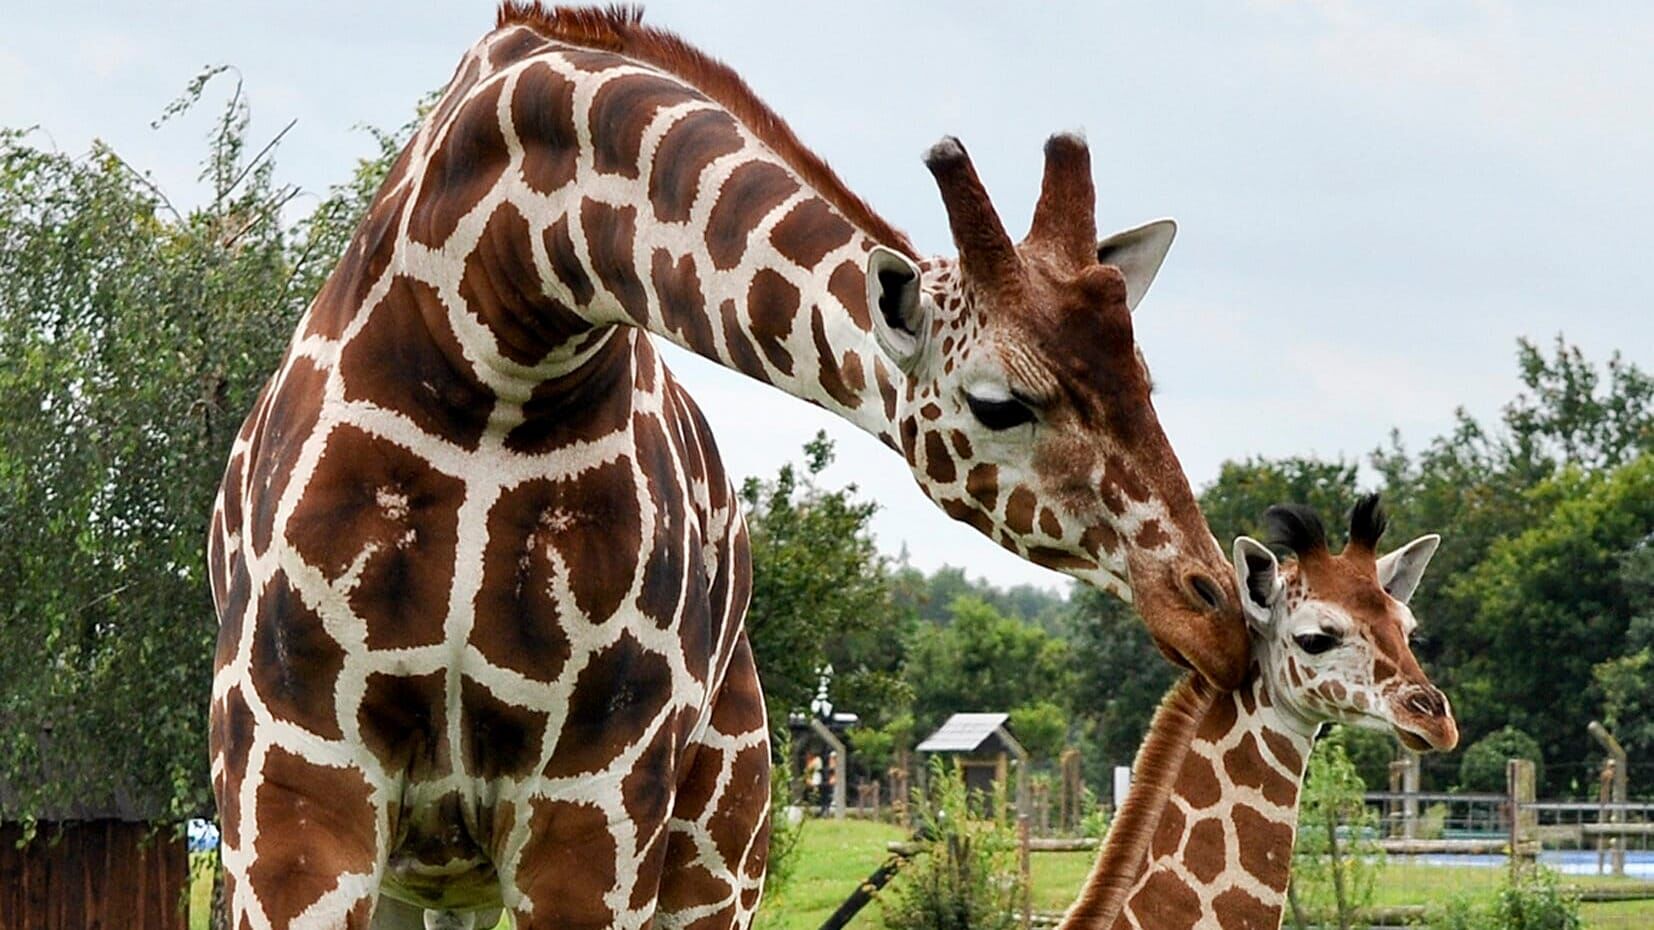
[1458,726,1544,794]
[885,758,1025,930]
[1289,730,1384,930]
[1423,866,1582,930]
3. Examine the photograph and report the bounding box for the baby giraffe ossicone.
[1059,494,1459,930]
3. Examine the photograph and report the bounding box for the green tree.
[1593,543,1654,765]
[0,71,401,823]
[1448,454,1654,793]
[741,432,908,737]
[1007,701,1068,763]
[904,596,1072,736]
[1197,455,1362,547]
[1066,587,1178,787]
[1457,726,1545,794]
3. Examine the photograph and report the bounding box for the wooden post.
[1507,758,1537,877]
[1589,720,1628,877]
[1018,814,1032,930]
[889,765,910,829]
[1032,780,1050,837]
[995,753,1010,825]
[1059,748,1082,834]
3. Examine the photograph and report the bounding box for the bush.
[1418,802,1449,841]
[1458,726,1545,793]
[1290,737,1384,929]
[764,736,804,897]
[1422,866,1582,930]
[885,758,1026,930]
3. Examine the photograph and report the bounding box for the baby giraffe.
[1059,494,1458,930]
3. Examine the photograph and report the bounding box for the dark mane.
[1347,492,1388,555]
[497,3,919,257]
[1264,503,1329,560]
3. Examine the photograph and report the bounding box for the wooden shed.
[916,712,1030,818]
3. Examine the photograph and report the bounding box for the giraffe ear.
[1095,219,1176,312]
[1232,536,1281,631]
[866,246,928,371]
[1377,534,1440,605]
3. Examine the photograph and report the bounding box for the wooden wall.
[0,820,187,930]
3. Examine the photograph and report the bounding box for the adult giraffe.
[1060,496,1458,930]
[207,5,1249,928]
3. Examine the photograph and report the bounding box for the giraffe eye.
[965,393,1035,431]
[1294,631,1340,655]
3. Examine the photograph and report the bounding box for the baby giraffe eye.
[1294,631,1340,655]
[965,393,1035,431]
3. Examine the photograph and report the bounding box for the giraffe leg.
[217,731,389,929]
[657,637,771,930]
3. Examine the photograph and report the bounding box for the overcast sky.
[6,2,1651,590]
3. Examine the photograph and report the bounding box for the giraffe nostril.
[1181,570,1227,614]
[1406,688,1446,718]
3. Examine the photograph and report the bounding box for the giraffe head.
[865,132,1248,688]
[1230,494,1458,752]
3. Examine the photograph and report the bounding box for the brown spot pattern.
[247,748,376,929]
[1234,803,1294,890]
[923,431,956,484]
[246,359,326,556]
[589,73,695,179]
[1213,888,1277,930]
[513,62,579,194]
[1004,487,1037,535]
[505,334,632,454]
[516,798,619,926]
[286,424,467,652]
[1150,800,1186,859]
[249,572,345,740]
[543,213,596,306]
[1175,752,1223,810]
[1184,818,1227,884]
[461,201,589,365]
[461,675,550,780]
[339,276,495,449]
[653,249,717,356]
[747,268,799,375]
[707,161,799,270]
[812,306,863,409]
[582,199,649,323]
[544,631,673,778]
[410,80,509,249]
[771,198,854,269]
[1133,870,1203,930]
[357,670,448,775]
[650,110,745,223]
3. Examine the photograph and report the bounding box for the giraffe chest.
[213,336,748,899]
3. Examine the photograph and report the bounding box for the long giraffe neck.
[340,22,926,454]
[1060,671,1318,930]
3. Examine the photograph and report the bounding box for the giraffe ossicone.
[208,4,1249,927]
[1060,494,1458,930]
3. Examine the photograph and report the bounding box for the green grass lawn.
[752,820,1654,930]
[188,824,1654,930]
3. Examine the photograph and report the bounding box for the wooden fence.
[0,820,187,930]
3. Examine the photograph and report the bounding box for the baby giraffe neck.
[1060,672,1318,930]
